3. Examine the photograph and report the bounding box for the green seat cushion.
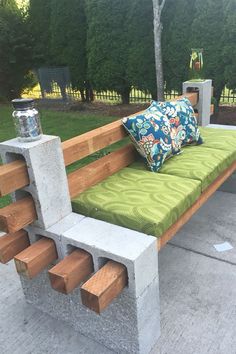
[72,168,201,238]
[129,146,235,191]
[200,127,236,157]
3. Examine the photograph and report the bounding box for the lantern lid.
[11,99,34,110]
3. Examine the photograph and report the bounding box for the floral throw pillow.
[122,107,179,172]
[150,97,203,147]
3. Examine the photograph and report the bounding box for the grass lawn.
[0,104,122,208]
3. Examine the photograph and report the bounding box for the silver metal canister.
[12,99,42,142]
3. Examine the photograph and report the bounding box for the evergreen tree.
[0,0,33,99]
[127,0,156,98]
[162,0,196,94]
[223,0,236,92]
[50,0,90,101]
[0,0,18,11]
[85,0,131,104]
[191,0,226,103]
[28,0,51,66]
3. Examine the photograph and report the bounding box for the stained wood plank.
[48,249,94,294]
[62,120,127,166]
[179,92,199,106]
[0,196,37,233]
[81,260,128,314]
[0,230,30,264]
[14,237,58,279]
[157,161,236,251]
[210,104,214,115]
[68,144,137,198]
[0,160,29,197]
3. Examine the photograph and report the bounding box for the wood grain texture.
[62,119,127,166]
[68,144,137,197]
[157,161,236,250]
[48,249,94,294]
[0,160,30,197]
[0,196,37,233]
[210,104,214,115]
[14,237,58,279]
[0,230,30,264]
[80,260,128,314]
[178,92,199,106]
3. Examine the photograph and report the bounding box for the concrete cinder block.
[0,135,72,229]
[18,214,160,354]
[25,213,85,260]
[20,269,160,354]
[183,79,212,126]
[61,216,159,298]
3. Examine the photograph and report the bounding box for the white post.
[183,79,212,126]
[0,136,72,229]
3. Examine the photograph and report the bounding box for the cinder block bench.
[72,125,236,250]
[0,84,236,353]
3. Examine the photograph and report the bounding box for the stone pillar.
[21,216,161,354]
[183,79,212,126]
[0,135,72,229]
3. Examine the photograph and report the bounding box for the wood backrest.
[0,91,199,200]
[63,91,198,166]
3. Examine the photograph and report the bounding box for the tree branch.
[160,0,166,13]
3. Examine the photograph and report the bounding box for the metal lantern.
[189,48,204,80]
[12,99,42,142]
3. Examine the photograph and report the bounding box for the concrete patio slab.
[0,190,236,354]
[170,191,236,264]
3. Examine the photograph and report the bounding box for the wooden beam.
[48,249,94,294]
[210,104,214,115]
[62,119,127,166]
[0,230,30,264]
[80,260,128,314]
[179,92,199,106]
[0,160,29,197]
[0,196,37,233]
[157,161,236,250]
[68,144,137,197]
[14,237,58,279]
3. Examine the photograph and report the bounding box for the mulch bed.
[36,99,236,126]
[210,106,236,126]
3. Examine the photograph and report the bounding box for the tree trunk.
[85,81,94,103]
[59,85,68,101]
[152,0,166,101]
[121,87,130,104]
[80,89,86,102]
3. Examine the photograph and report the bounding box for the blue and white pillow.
[150,97,203,147]
[122,107,179,172]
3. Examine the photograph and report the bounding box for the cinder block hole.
[186,86,199,94]
[66,244,94,260]
[32,234,58,266]
[35,234,44,242]
[5,151,26,164]
[66,244,77,254]
[98,256,127,272]
[5,153,30,198]
[97,256,109,269]
[14,189,31,201]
